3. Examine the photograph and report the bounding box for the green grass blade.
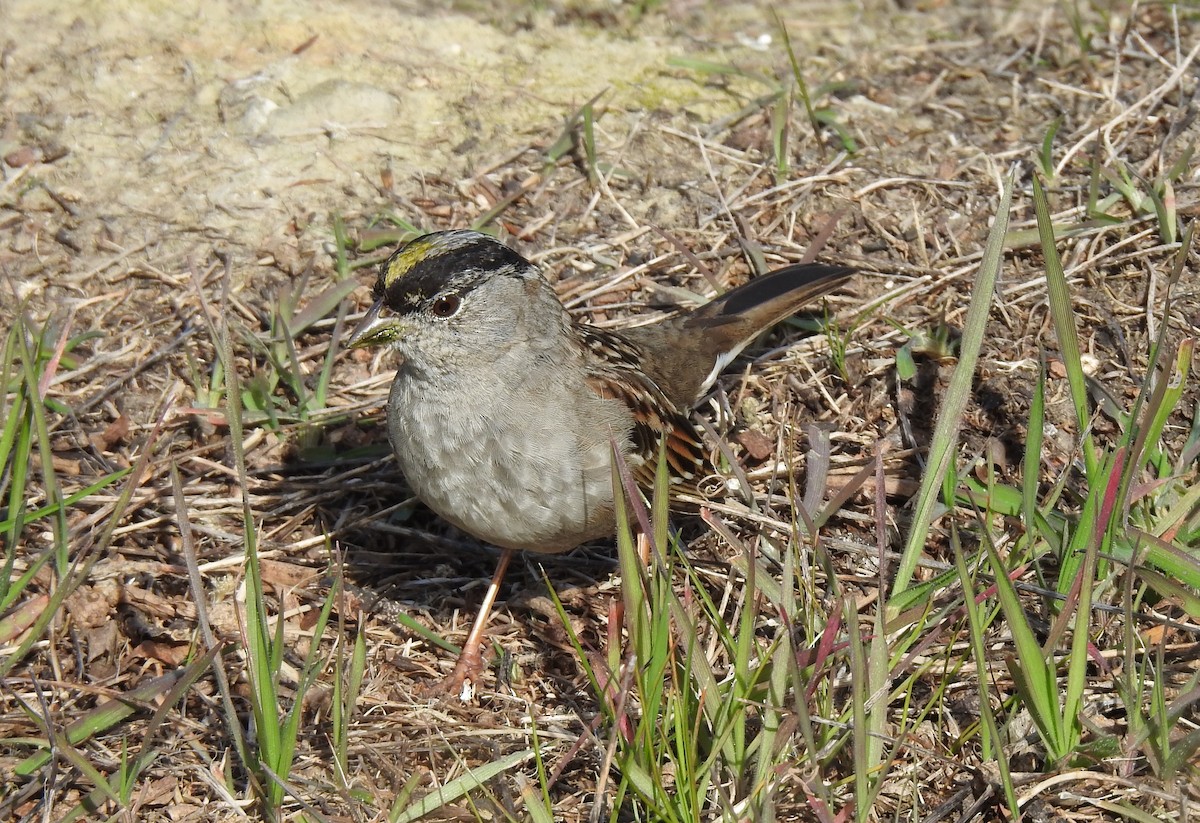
[952,530,1019,816]
[1023,356,1047,548]
[0,467,131,535]
[893,175,1011,600]
[985,534,1066,759]
[1032,174,1096,477]
[390,749,538,823]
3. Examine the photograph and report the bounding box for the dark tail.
[618,262,853,406]
[684,263,854,338]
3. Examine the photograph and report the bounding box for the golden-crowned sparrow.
[349,229,851,690]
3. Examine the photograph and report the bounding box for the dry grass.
[3,1,1199,821]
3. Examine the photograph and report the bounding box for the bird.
[348,228,852,693]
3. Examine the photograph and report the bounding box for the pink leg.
[435,548,514,695]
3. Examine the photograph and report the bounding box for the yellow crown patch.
[381,231,488,290]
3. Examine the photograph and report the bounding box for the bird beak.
[347,299,397,349]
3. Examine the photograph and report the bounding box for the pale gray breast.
[386,358,635,553]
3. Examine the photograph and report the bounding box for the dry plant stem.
[637,531,651,565]
[439,548,515,693]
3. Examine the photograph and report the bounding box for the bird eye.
[429,293,462,318]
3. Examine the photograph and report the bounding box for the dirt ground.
[3,0,1199,820]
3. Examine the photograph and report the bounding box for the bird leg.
[435,547,514,696]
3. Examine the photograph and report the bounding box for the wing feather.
[579,328,706,495]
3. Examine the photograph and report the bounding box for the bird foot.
[420,647,486,701]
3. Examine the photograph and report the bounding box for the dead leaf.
[84,621,120,663]
[65,580,120,629]
[260,558,320,588]
[0,594,50,644]
[734,428,775,461]
[95,414,131,450]
[132,640,190,667]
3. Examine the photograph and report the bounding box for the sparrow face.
[348,230,561,375]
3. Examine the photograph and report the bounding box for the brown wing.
[579,327,706,494]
